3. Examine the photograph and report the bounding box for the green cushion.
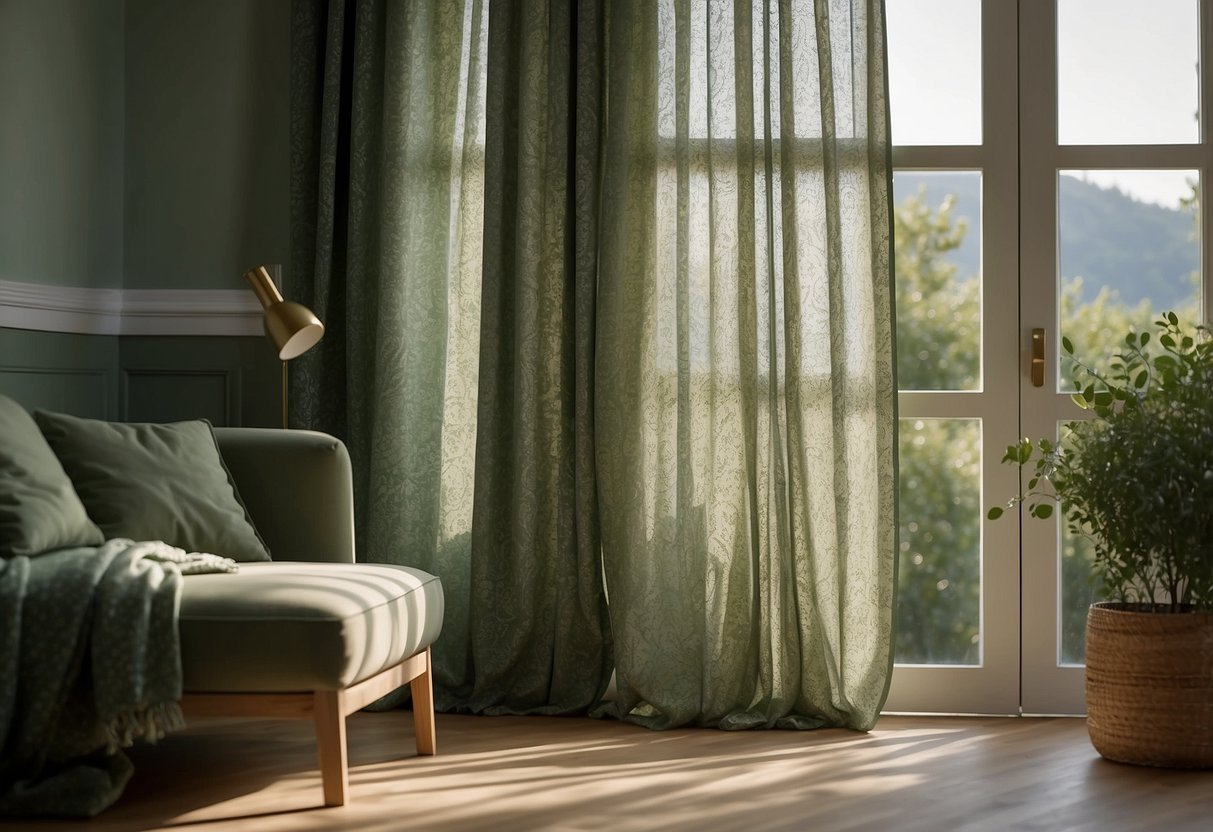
[0,396,104,557]
[178,562,444,691]
[34,411,271,563]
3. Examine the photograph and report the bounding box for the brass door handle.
[1031,328,1045,387]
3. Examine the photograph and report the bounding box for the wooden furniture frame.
[180,647,436,807]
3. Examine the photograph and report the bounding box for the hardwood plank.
[27,715,1213,831]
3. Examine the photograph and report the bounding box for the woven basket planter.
[1085,602,1213,768]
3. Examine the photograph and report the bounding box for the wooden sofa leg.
[314,690,349,807]
[410,647,437,756]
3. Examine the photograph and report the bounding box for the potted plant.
[991,313,1213,768]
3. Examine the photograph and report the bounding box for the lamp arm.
[245,266,285,308]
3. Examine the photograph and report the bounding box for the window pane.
[1060,519,1101,665]
[1057,170,1200,390]
[1058,0,1199,145]
[894,171,982,391]
[887,0,981,145]
[896,419,981,666]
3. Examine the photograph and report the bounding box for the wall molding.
[0,365,114,419]
[121,367,239,425]
[0,279,263,337]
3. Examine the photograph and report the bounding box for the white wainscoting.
[0,279,263,337]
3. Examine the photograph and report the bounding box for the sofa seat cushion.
[179,562,443,692]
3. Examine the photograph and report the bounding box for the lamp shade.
[244,266,325,360]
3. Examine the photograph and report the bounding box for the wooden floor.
[18,713,1213,831]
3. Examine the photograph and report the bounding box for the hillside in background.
[894,172,1199,309]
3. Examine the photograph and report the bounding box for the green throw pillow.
[0,396,104,557]
[34,411,271,562]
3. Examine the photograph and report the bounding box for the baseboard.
[0,279,263,337]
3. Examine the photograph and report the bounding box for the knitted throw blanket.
[0,539,237,818]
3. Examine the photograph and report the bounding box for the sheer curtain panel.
[593,0,896,730]
[289,0,489,706]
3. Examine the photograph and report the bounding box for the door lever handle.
[1031,328,1045,387]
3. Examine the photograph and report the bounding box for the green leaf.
[1168,310,1179,325]
[1061,336,1074,355]
[1133,370,1148,388]
[987,506,1004,520]
[1140,332,1150,346]
[1071,392,1090,410]
[1032,504,1053,519]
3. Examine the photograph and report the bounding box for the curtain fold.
[462,0,613,714]
[289,0,613,715]
[593,0,895,730]
[289,0,490,707]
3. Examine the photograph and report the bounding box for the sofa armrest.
[213,428,355,564]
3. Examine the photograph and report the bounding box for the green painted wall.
[0,329,280,427]
[0,0,290,291]
[0,329,120,418]
[124,0,290,290]
[0,0,290,428]
[0,0,125,288]
[119,0,290,425]
[119,336,281,427]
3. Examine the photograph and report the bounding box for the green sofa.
[0,402,443,811]
[180,428,445,807]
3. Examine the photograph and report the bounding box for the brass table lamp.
[244,266,325,428]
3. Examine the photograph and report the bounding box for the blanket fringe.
[103,701,185,753]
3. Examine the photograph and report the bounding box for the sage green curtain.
[464,0,613,713]
[289,0,613,713]
[593,0,896,730]
[289,0,489,706]
[291,0,894,725]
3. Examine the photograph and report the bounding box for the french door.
[883,0,1212,715]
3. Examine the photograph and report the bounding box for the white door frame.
[885,0,1021,715]
[888,0,1212,716]
[1017,0,1213,715]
